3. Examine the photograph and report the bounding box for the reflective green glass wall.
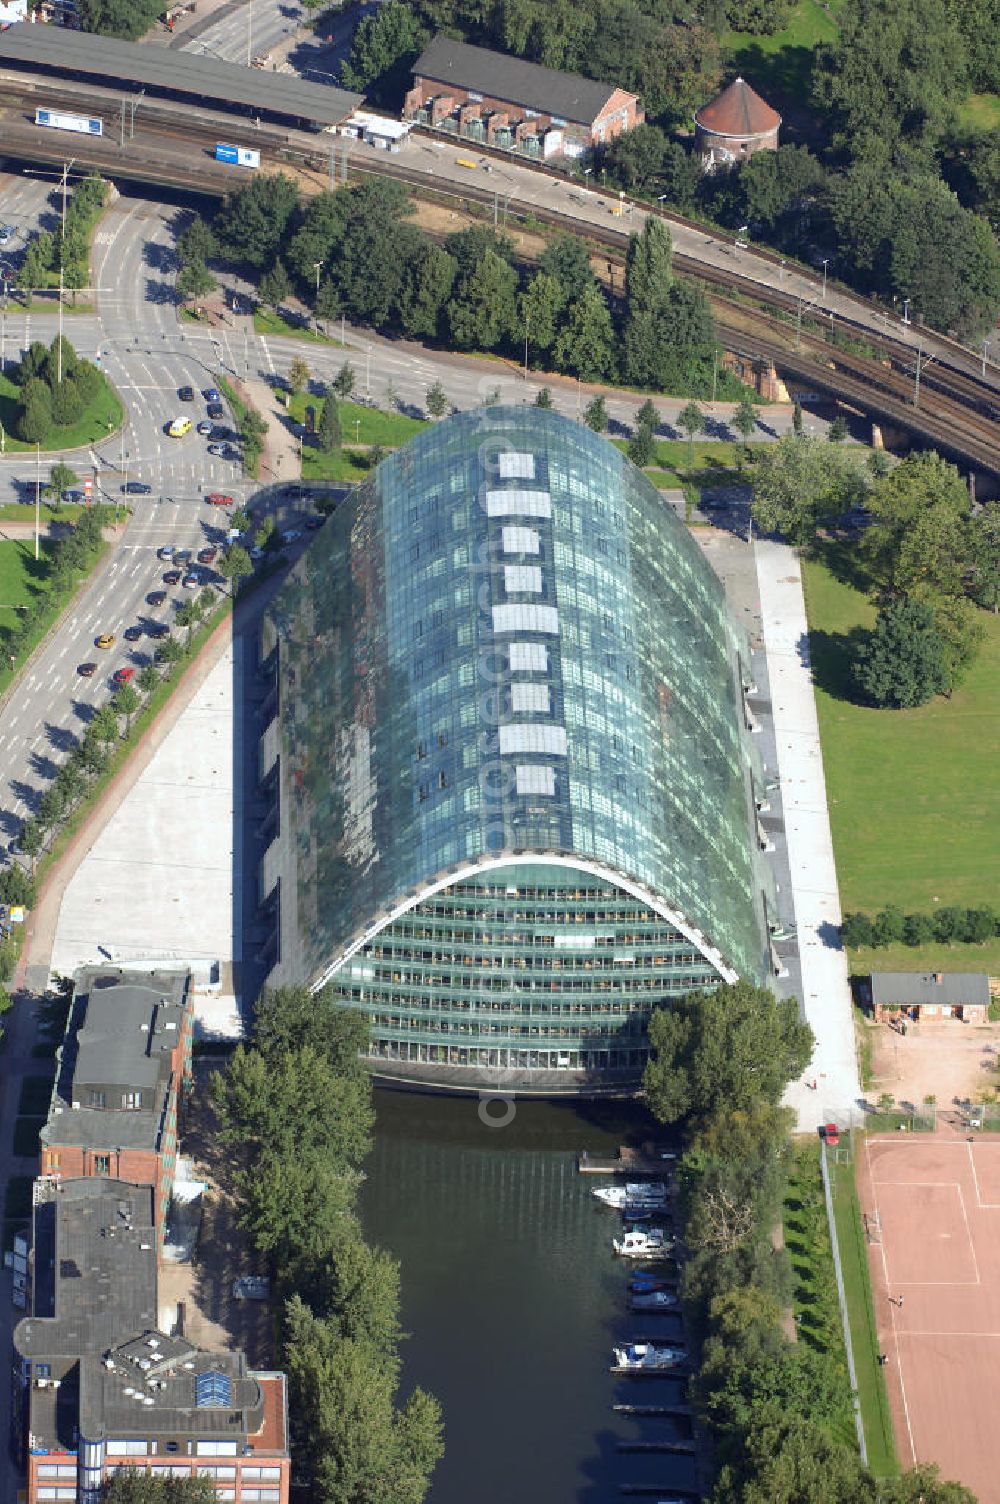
[264,407,769,1089]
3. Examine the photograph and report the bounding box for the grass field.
[722,0,846,110]
[254,308,338,343]
[801,544,1000,976]
[0,371,123,453]
[0,533,110,699]
[288,395,429,480]
[958,93,1000,130]
[829,1147,898,1475]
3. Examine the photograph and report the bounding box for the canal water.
[362,1090,697,1504]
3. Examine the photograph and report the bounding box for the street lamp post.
[34,442,41,562]
[821,258,829,301]
[365,342,371,398]
[57,267,64,381]
[902,297,911,326]
[523,308,530,381]
[313,261,323,296]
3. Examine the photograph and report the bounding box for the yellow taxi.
[95,633,115,649]
[167,416,193,438]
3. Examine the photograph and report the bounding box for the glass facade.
[263,407,770,1091]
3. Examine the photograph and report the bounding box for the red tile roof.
[695,78,780,137]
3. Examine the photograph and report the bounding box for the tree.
[175,258,215,305]
[219,544,252,595]
[177,214,217,266]
[903,911,935,946]
[215,174,299,270]
[537,232,595,313]
[333,362,356,400]
[16,817,45,866]
[92,702,121,747]
[862,451,972,600]
[873,906,906,947]
[155,636,184,674]
[622,217,674,389]
[966,501,1000,612]
[138,664,159,695]
[425,381,449,419]
[174,599,199,647]
[792,400,803,436]
[287,356,311,396]
[677,400,704,460]
[828,414,849,442]
[447,251,518,352]
[601,124,670,191]
[317,396,343,454]
[340,0,428,98]
[854,597,951,707]
[534,388,554,409]
[635,398,659,434]
[17,380,52,444]
[840,912,875,948]
[553,284,616,381]
[259,260,292,311]
[111,682,140,733]
[627,427,655,467]
[396,242,456,340]
[750,435,867,546]
[518,271,563,364]
[583,395,609,433]
[46,462,78,505]
[732,391,758,443]
[644,980,814,1125]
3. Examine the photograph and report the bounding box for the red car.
[824,1123,840,1148]
[197,547,218,564]
[206,492,234,507]
[113,666,136,685]
[163,570,181,585]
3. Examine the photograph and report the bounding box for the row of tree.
[0,504,109,669]
[750,442,998,706]
[8,335,108,444]
[642,979,977,1501]
[182,177,736,399]
[210,986,444,1503]
[19,173,109,300]
[842,905,1000,950]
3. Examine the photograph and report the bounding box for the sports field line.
[901,1330,1000,1339]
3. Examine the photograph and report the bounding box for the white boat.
[611,1342,685,1372]
[631,1289,678,1310]
[612,1227,672,1258]
[593,1182,668,1208]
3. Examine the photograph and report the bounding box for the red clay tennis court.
[857,1134,1000,1503]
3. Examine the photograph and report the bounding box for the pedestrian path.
[755,540,861,1129]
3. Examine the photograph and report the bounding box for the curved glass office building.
[262,407,772,1093]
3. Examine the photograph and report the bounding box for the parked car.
[122,480,152,495]
[197,420,213,436]
[149,622,170,639]
[203,386,222,403]
[173,548,191,563]
[197,547,217,564]
[78,661,97,677]
[824,1123,840,1148]
[178,385,195,402]
[113,666,136,685]
[158,545,175,560]
[0,224,14,245]
[181,572,200,588]
[282,529,301,543]
[163,570,181,585]
[207,443,228,457]
[147,590,167,606]
[206,493,234,508]
[124,626,143,642]
[207,402,225,420]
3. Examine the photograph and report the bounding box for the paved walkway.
[755,540,861,1129]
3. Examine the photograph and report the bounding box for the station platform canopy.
[0,22,362,130]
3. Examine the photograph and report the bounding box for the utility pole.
[247,0,252,66]
[902,297,911,326]
[34,442,41,562]
[821,258,829,301]
[365,342,371,398]
[795,297,802,352]
[57,266,64,382]
[523,309,530,381]
[983,340,989,378]
[914,340,923,408]
[313,261,323,297]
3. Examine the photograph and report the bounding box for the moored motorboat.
[630,1289,678,1310]
[611,1341,685,1372]
[612,1227,673,1258]
[593,1181,668,1208]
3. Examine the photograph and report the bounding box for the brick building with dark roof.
[38,967,193,1249]
[870,971,991,1023]
[404,35,643,159]
[14,1178,290,1504]
[694,77,780,170]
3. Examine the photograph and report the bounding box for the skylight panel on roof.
[515,765,556,796]
[499,724,567,756]
[504,565,542,594]
[508,642,548,672]
[497,452,535,479]
[511,683,550,714]
[501,526,540,555]
[492,605,559,635]
[195,1370,232,1408]
[486,489,551,518]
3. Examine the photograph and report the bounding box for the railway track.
[2,73,1000,475]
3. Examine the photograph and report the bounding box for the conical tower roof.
[695,77,781,136]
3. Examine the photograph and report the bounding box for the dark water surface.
[362,1090,697,1504]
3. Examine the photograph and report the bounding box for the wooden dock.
[616,1440,697,1455]
[579,1145,676,1175]
[613,1403,692,1419]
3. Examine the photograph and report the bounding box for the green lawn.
[722,0,845,120]
[288,395,430,480]
[0,533,110,699]
[783,1141,855,1448]
[801,545,1000,973]
[0,371,123,453]
[958,93,1000,130]
[254,308,338,343]
[0,501,87,524]
[829,1148,899,1475]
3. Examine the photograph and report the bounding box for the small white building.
[0,0,30,24]
[338,111,413,152]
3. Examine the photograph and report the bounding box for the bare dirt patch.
[869,1020,1000,1121]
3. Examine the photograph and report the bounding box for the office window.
[93,1154,111,1176]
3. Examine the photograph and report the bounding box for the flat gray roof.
[0,22,362,127]
[871,971,991,1008]
[412,35,628,127]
